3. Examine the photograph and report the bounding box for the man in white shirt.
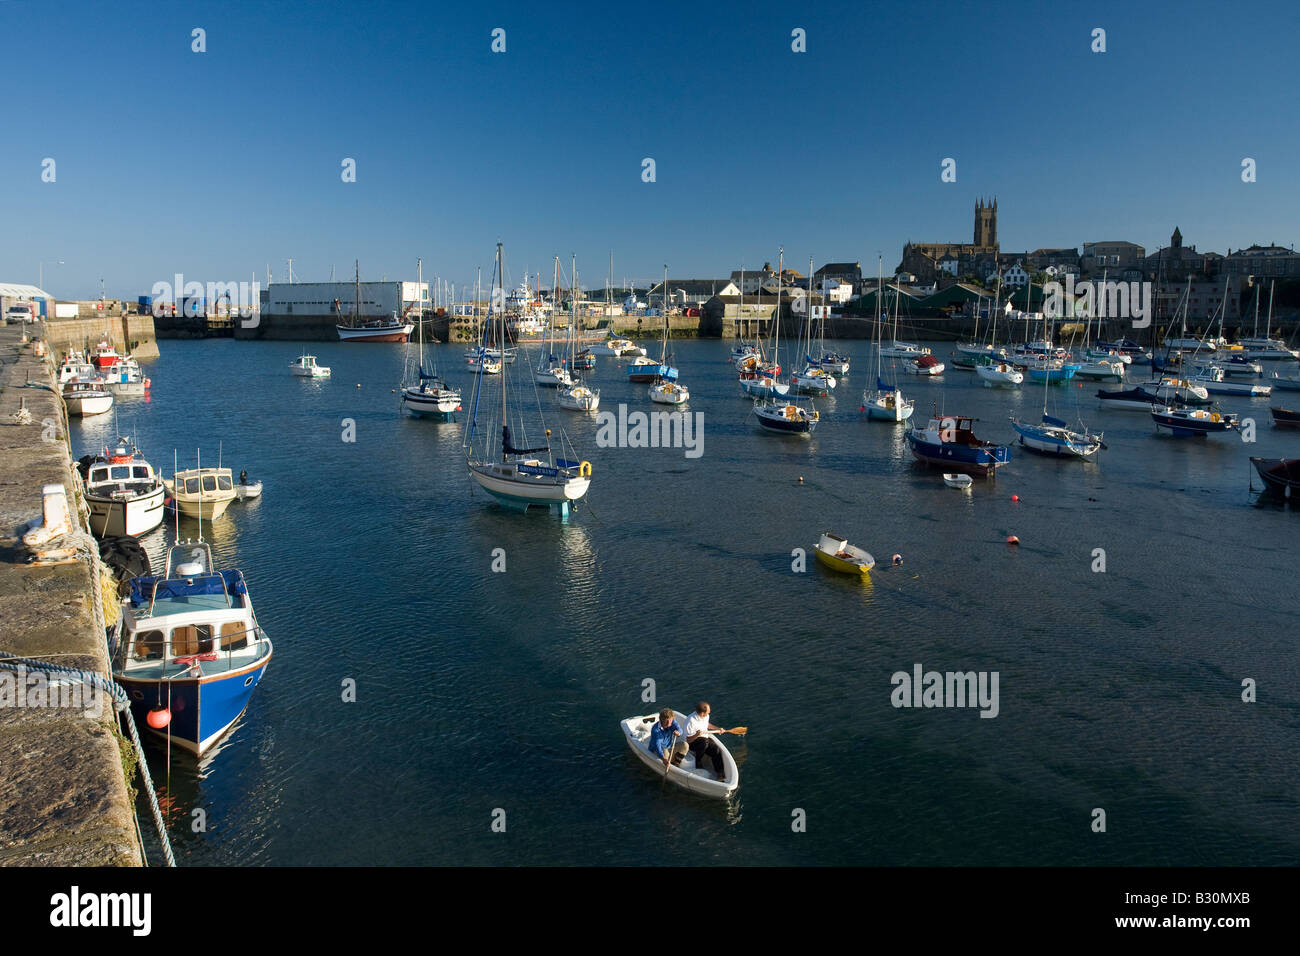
[685,701,726,780]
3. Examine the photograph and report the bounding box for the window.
[201,475,217,492]
[131,630,165,661]
[132,466,149,479]
[110,466,131,480]
[184,477,200,494]
[217,474,232,491]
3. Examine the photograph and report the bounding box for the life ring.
[579,460,592,478]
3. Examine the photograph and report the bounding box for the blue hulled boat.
[906,414,1011,477]
[111,540,273,756]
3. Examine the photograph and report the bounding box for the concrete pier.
[42,314,160,361]
[0,326,143,866]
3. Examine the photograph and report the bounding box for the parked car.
[5,305,35,324]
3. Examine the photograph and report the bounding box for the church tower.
[1171,226,1182,249]
[975,197,997,249]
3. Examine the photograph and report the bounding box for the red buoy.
[1006,535,1020,545]
[147,707,172,729]
[1011,494,1020,502]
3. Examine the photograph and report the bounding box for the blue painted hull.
[118,653,272,755]
[906,434,1010,477]
[628,364,677,383]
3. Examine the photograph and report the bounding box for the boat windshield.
[184,477,200,494]
[132,465,150,479]
[217,474,232,490]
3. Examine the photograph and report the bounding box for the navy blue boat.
[111,540,273,756]
[906,414,1011,477]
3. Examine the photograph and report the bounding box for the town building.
[898,198,1000,281]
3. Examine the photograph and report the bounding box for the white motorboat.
[620,711,738,799]
[879,341,930,359]
[943,473,973,489]
[976,361,1024,387]
[649,379,689,405]
[1072,359,1126,382]
[63,380,113,416]
[81,437,166,538]
[290,354,331,378]
[1188,366,1271,396]
[903,354,945,375]
[234,478,262,500]
[164,464,238,521]
[102,359,151,396]
[589,336,641,356]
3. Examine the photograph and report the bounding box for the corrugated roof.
[0,284,52,298]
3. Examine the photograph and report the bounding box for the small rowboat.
[234,480,263,500]
[812,532,875,576]
[620,711,738,799]
[1270,406,1300,429]
[944,473,973,490]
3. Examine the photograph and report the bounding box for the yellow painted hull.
[813,545,872,576]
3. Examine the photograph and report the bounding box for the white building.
[264,280,427,320]
[819,279,853,304]
[987,263,1031,289]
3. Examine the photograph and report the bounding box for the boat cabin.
[175,469,234,496]
[87,460,157,493]
[115,542,260,678]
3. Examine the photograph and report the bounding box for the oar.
[715,726,747,736]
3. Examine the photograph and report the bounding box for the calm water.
[74,338,1300,866]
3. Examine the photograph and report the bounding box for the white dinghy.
[621,711,739,799]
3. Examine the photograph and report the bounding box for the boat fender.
[579,460,592,478]
[147,707,171,729]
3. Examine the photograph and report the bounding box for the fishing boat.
[91,338,123,369]
[571,348,596,371]
[619,711,738,799]
[466,243,592,515]
[1251,457,1300,496]
[164,462,238,521]
[863,259,915,421]
[904,353,945,376]
[111,538,273,755]
[1151,405,1239,436]
[976,360,1024,388]
[57,351,99,385]
[906,414,1011,477]
[63,379,114,416]
[1270,406,1300,429]
[290,354,330,378]
[812,532,875,576]
[80,437,166,538]
[101,360,151,396]
[1096,385,1183,411]
[943,473,973,490]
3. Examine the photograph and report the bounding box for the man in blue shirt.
[648,708,688,769]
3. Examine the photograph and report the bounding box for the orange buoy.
[1006,535,1019,545]
[146,707,172,729]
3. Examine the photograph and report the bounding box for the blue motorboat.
[111,540,273,756]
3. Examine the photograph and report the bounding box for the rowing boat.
[620,711,739,799]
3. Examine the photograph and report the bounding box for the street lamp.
[39,259,64,290]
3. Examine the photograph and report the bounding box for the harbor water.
[75,339,1300,865]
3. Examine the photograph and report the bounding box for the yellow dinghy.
[812,532,876,576]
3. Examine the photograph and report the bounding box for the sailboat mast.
[662,264,668,363]
[498,243,506,431]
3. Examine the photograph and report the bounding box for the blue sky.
[3,0,1297,299]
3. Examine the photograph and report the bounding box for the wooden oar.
[714,726,747,736]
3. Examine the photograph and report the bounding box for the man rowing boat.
[685,702,726,780]
[648,708,687,768]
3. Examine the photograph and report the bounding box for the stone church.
[898,199,999,281]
